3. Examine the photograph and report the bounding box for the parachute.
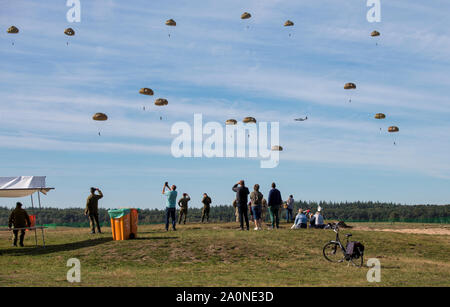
[388,126,399,133]
[271,145,283,151]
[93,113,108,136]
[388,126,399,145]
[154,98,168,106]
[64,28,75,36]
[226,119,237,125]
[344,83,356,90]
[155,98,168,120]
[241,12,251,19]
[284,20,294,27]
[7,26,19,45]
[165,19,176,26]
[344,83,356,103]
[371,30,380,37]
[374,113,386,119]
[242,117,256,124]
[139,88,154,96]
[7,26,19,34]
[93,113,108,121]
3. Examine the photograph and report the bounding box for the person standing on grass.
[232,199,239,223]
[201,193,212,223]
[268,182,282,229]
[8,202,31,247]
[286,195,294,223]
[250,184,263,230]
[178,193,190,224]
[85,187,103,234]
[163,182,178,231]
[261,198,268,223]
[232,180,250,231]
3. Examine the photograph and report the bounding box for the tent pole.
[31,194,37,247]
[38,191,45,247]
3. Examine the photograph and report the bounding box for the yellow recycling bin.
[108,208,139,240]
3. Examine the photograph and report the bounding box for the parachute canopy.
[284,20,294,27]
[93,113,108,121]
[139,88,154,96]
[375,113,386,119]
[226,119,237,125]
[388,126,399,133]
[64,28,75,36]
[344,83,356,90]
[165,19,176,26]
[241,12,251,19]
[243,117,256,124]
[154,98,168,106]
[271,145,283,151]
[371,30,380,37]
[7,26,19,34]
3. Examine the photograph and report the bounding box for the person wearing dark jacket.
[201,193,212,223]
[232,180,250,230]
[8,202,31,247]
[85,187,103,234]
[267,182,282,229]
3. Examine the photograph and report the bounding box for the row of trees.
[1,201,449,226]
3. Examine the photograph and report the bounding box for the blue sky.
[1,0,449,209]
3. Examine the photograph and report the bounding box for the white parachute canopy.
[0,176,54,198]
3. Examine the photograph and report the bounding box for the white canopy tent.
[0,176,54,247]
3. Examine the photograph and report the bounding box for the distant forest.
[1,201,449,227]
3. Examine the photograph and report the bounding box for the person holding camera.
[163,182,178,231]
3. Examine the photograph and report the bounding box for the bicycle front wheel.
[323,242,346,263]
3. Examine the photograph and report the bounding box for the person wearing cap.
[85,187,103,234]
[178,193,190,224]
[8,202,31,247]
[232,180,250,231]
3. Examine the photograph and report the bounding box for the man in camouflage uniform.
[85,187,103,234]
[261,198,268,222]
[178,193,190,224]
[8,202,31,247]
[232,199,239,222]
[201,193,212,223]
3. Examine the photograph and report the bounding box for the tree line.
[1,201,449,227]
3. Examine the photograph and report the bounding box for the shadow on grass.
[132,236,178,240]
[0,237,113,256]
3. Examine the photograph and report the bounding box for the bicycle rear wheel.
[350,250,364,267]
[323,242,346,263]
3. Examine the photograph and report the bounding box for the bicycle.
[323,224,364,267]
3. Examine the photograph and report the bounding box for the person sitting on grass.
[314,211,325,229]
[291,209,307,229]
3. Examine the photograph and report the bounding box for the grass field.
[0,222,449,287]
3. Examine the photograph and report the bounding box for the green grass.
[0,222,449,286]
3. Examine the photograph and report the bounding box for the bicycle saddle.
[345,234,352,237]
